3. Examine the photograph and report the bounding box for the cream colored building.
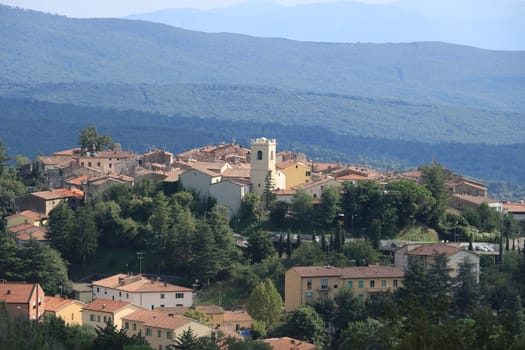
[285,266,404,312]
[122,309,211,350]
[82,299,141,329]
[394,243,480,283]
[92,274,193,309]
[44,296,85,326]
[277,160,312,190]
[250,137,280,195]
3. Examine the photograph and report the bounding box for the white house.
[210,178,251,217]
[293,177,340,200]
[91,274,193,310]
[179,166,222,199]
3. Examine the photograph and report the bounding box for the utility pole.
[136,251,144,275]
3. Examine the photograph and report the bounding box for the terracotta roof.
[122,309,196,330]
[294,177,337,190]
[222,168,250,178]
[65,175,90,186]
[184,166,223,178]
[92,274,192,293]
[503,202,525,214]
[15,227,48,242]
[223,311,252,323]
[8,223,38,233]
[83,299,133,313]
[276,160,308,170]
[5,210,48,221]
[53,148,81,156]
[38,156,72,166]
[407,244,462,257]
[263,337,317,350]
[290,265,403,279]
[31,188,83,201]
[44,296,84,312]
[0,283,38,303]
[274,189,296,196]
[336,174,369,181]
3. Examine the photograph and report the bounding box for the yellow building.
[44,296,85,326]
[5,210,48,228]
[223,310,253,331]
[122,309,211,350]
[285,266,404,312]
[82,299,141,329]
[277,160,311,190]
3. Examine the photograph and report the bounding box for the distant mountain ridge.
[1,5,524,113]
[125,0,525,51]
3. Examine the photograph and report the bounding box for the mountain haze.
[125,0,525,51]
[0,5,524,189]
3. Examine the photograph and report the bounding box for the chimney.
[164,281,167,287]
[6,290,10,295]
[102,304,106,310]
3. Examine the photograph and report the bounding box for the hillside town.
[1,129,525,349]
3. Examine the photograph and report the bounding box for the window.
[270,151,274,160]
[71,313,74,320]
[88,162,92,167]
[109,163,112,168]
[160,293,165,299]
[97,315,101,322]
[160,305,165,308]
[306,279,312,290]
[306,292,313,299]
[348,281,353,289]
[119,291,122,297]
[175,293,184,299]
[306,171,311,177]
[133,323,136,331]
[333,284,338,289]
[370,280,375,288]
[167,331,173,340]
[358,280,364,289]
[151,305,154,310]
[104,289,107,295]
[81,162,85,166]
[146,328,152,336]
[393,280,398,287]
[257,150,263,160]
[126,293,129,298]
[157,330,162,338]
[320,279,328,289]
[97,162,101,167]
[97,287,99,293]
[103,316,107,323]
[381,280,387,288]
[90,314,95,321]
[124,322,129,329]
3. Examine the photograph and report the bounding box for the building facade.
[285,266,404,312]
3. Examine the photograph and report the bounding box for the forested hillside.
[1,5,524,112]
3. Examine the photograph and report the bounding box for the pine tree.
[47,202,75,258]
[247,279,283,328]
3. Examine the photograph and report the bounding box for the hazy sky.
[1,0,397,18]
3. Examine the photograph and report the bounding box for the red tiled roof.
[503,203,525,214]
[407,243,462,257]
[44,296,83,312]
[8,223,37,233]
[83,299,132,313]
[31,188,84,201]
[92,274,192,293]
[0,283,38,303]
[122,309,195,330]
[5,210,48,221]
[263,337,317,350]
[65,175,90,186]
[223,311,252,323]
[291,265,404,279]
[196,305,225,315]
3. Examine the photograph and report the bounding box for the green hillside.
[1,5,524,113]
[2,82,524,144]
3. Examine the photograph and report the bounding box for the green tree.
[171,327,215,350]
[73,205,99,264]
[269,201,288,226]
[337,319,385,350]
[332,288,367,334]
[172,207,196,277]
[420,161,448,227]
[0,231,24,280]
[291,189,313,229]
[207,205,235,271]
[282,305,328,346]
[0,170,26,219]
[47,202,75,257]
[247,279,283,329]
[18,239,69,294]
[247,231,275,264]
[263,170,276,210]
[192,219,219,285]
[453,258,480,317]
[239,192,264,228]
[91,321,149,350]
[343,241,379,266]
[319,186,341,228]
[78,125,113,155]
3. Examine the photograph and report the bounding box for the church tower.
[250,137,277,195]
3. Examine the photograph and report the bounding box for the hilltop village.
[1,130,525,349]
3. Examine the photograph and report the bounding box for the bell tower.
[250,137,276,195]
